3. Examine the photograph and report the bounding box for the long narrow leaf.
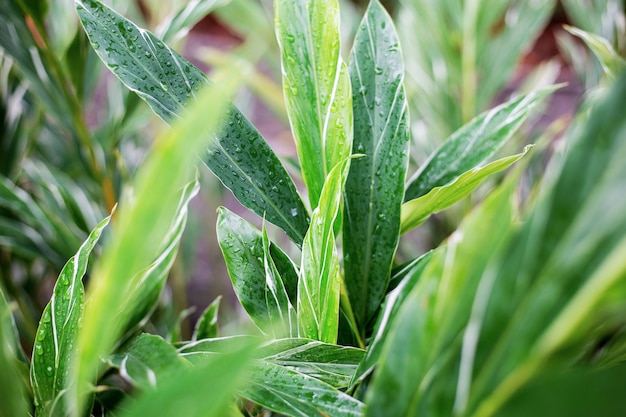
[30,213,112,416]
[76,0,309,245]
[275,0,352,208]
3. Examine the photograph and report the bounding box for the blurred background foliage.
[0,0,624,352]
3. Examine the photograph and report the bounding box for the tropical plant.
[2,0,626,416]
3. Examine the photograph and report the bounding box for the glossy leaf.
[216,207,299,335]
[352,250,434,385]
[193,296,221,341]
[275,0,352,208]
[405,88,554,202]
[157,0,229,42]
[400,145,530,234]
[365,178,516,417]
[76,0,309,245]
[109,333,187,390]
[242,360,365,417]
[458,72,626,417]
[257,338,365,388]
[30,213,112,416]
[564,25,626,79]
[121,179,199,338]
[298,160,350,343]
[0,287,28,417]
[343,0,410,332]
[117,342,254,417]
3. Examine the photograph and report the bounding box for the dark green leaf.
[404,88,554,201]
[30,213,112,416]
[76,0,309,245]
[275,0,352,208]
[192,296,221,341]
[343,0,410,332]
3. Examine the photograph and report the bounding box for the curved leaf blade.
[30,213,112,416]
[405,88,555,202]
[275,0,352,208]
[400,145,530,234]
[343,0,410,332]
[76,0,309,245]
[193,296,222,341]
[157,0,230,42]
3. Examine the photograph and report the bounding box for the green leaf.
[117,341,254,417]
[216,207,299,335]
[400,145,530,234]
[298,159,350,343]
[157,0,229,42]
[242,361,365,417]
[352,250,434,385]
[275,0,352,209]
[121,178,199,338]
[193,296,221,341]
[30,213,112,416]
[458,72,626,417]
[564,25,626,79]
[404,88,554,202]
[365,178,516,417]
[343,0,410,332]
[257,338,365,388]
[76,0,309,246]
[0,287,29,417]
[109,333,187,390]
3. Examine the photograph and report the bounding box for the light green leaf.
[275,0,352,209]
[405,88,554,202]
[216,208,299,335]
[30,213,112,416]
[564,25,626,79]
[242,361,365,417]
[257,338,365,388]
[298,159,350,344]
[157,0,230,42]
[109,333,187,390]
[117,341,254,417]
[192,296,221,341]
[76,0,310,246]
[0,287,29,417]
[365,178,516,417]
[400,145,530,234]
[343,0,410,334]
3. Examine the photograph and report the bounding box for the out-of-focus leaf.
[0,287,28,417]
[108,333,186,390]
[343,0,410,334]
[564,25,626,79]
[400,146,530,234]
[457,73,626,417]
[261,222,297,338]
[121,178,199,338]
[117,341,254,417]
[192,296,221,341]
[352,250,434,385]
[76,0,309,246]
[257,338,365,388]
[275,0,352,208]
[405,88,554,202]
[242,360,365,417]
[495,364,626,417]
[298,160,349,344]
[30,213,112,416]
[178,336,259,360]
[365,178,516,417]
[157,0,230,42]
[216,208,299,335]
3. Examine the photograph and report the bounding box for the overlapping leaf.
[343,0,410,333]
[157,0,229,42]
[564,25,626,79]
[298,160,350,343]
[275,0,352,208]
[30,213,112,416]
[76,0,309,245]
[192,296,221,341]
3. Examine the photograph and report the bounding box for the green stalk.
[462,0,479,123]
